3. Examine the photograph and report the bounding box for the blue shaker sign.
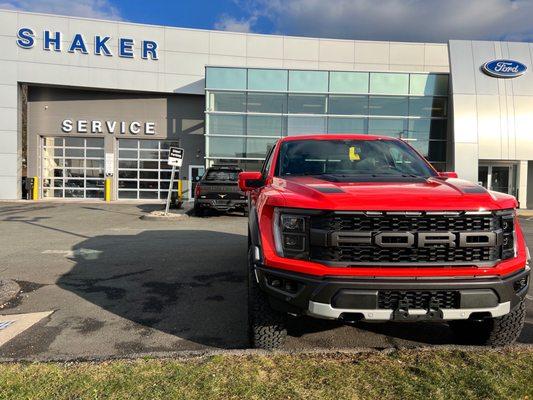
[482,59,527,78]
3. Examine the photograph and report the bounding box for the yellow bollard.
[32,176,39,200]
[105,178,111,202]
[177,179,183,202]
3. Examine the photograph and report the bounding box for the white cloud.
[223,0,533,42]
[214,13,257,33]
[0,0,123,21]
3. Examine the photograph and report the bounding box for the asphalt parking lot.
[0,202,531,360]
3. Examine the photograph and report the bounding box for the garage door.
[42,137,105,199]
[117,139,179,200]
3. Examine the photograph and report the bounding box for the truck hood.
[271,176,517,211]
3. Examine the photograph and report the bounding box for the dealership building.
[1,9,533,207]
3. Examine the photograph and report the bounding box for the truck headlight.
[273,209,309,259]
[500,210,516,260]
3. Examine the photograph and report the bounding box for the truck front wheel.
[248,247,287,350]
[450,300,526,346]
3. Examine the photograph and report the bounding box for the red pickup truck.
[239,134,530,349]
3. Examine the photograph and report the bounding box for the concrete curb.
[518,210,533,217]
[0,279,20,308]
[0,343,530,363]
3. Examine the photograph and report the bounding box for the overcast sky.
[2,0,533,43]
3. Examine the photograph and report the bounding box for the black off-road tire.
[248,248,287,350]
[450,300,526,346]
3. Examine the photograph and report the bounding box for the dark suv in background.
[194,165,247,216]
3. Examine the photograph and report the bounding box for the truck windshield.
[276,139,436,179]
[204,170,240,181]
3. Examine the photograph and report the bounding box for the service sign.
[168,147,184,167]
[482,59,527,78]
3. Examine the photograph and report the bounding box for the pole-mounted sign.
[165,147,184,215]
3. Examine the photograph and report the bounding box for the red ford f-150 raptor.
[239,134,530,349]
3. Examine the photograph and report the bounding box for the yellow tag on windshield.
[349,146,360,161]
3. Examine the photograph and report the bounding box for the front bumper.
[196,198,247,211]
[255,264,530,321]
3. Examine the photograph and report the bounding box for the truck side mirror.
[239,171,264,192]
[438,171,458,179]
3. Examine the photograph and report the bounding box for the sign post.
[165,147,184,216]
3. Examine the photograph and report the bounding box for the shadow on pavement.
[57,230,249,349]
[56,229,533,349]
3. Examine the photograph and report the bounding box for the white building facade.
[0,9,532,206]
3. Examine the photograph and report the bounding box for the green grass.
[0,349,532,399]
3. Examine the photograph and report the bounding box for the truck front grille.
[378,290,460,309]
[309,211,503,266]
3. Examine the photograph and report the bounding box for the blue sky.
[2,0,533,43]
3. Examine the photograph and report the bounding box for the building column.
[518,160,528,209]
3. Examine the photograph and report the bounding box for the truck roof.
[278,134,400,143]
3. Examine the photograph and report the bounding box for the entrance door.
[478,164,517,197]
[189,165,205,200]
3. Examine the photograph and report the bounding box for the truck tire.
[450,300,526,346]
[248,247,287,350]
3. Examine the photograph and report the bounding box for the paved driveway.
[0,202,531,360]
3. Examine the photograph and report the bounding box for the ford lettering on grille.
[330,231,499,248]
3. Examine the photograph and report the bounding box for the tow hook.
[392,296,444,321]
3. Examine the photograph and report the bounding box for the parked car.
[194,165,247,216]
[239,134,530,349]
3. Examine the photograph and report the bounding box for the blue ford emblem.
[482,59,527,78]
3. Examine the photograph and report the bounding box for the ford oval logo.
[482,59,527,78]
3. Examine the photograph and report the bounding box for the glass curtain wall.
[205,67,449,171]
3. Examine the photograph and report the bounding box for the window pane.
[328,117,366,133]
[369,96,408,116]
[288,94,326,114]
[119,180,138,189]
[139,150,159,160]
[206,67,246,90]
[409,97,447,117]
[208,91,246,112]
[86,138,104,148]
[65,137,84,147]
[139,160,159,169]
[407,119,447,140]
[368,118,405,137]
[289,70,328,92]
[329,72,369,93]
[139,140,159,149]
[118,190,138,199]
[119,160,137,169]
[246,138,278,158]
[409,140,446,162]
[65,148,84,157]
[247,115,285,136]
[86,149,104,158]
[287,116,327,135]
[119,139,138,149]
[119,150,137,158]
[119,170,137,179]
[328,95,367,115]
[369,73,409,94]
[248,69,288,91]
[410,74,448,96]
[208,114,245,136]
[139,191,159,199]
[209,137,245,158]
[247,92,287,113]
